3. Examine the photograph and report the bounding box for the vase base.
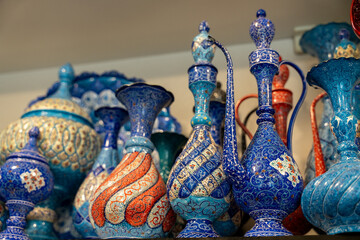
[245,210,292,237]
[177,219,219,238]
[0,228,31,240]
[327,224,360,235]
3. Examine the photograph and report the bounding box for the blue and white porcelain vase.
[88,83,176,239]
[221,10,303,237]
[167,21,231,238]
[0,127,54,240]
[301,29,360,235]
[73,107,129,238]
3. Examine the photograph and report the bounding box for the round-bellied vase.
[301,38,360,234]
[0,63,101,240]
[167,21,231,238]
[73,107,129,238]
[221,10,303,237]
[0,127,54,240]
[88,83,176,239]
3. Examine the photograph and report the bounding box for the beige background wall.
[0,37,322,179]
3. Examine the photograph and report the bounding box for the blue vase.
[301,30,360,235]
[167,21,231,238]
[153,107,182,134]
[221,10,303,237]
[151,132,187,184]
[73,107,129,238]
[208,98,243,237]
[300,22,360,184]
[0,127,54,240]
[0,63,102,240]
[88,83,176,239]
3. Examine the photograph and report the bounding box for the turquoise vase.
[73,107,128,238]
[301,30,360,234]
[167,21,231,238]
[151,132,187,184]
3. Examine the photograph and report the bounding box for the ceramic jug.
[301,29,360,234]
[220,10,304,237]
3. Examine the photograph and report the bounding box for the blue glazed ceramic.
[53,203,81,239]
[221,10,303,237]
[88,83,176,239]
[208,91,243,237]
[0,127,54,240]
[153,107,182,134]
[208,101,226,147]
[300,23,359,185]
[73,107,128,239]
[301,32,360,235]
[167,21,231,238]
[151,132,187,184]
[0,64,101,240]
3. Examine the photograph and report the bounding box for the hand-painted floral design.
[270,153,301,187]
[20,168,46,193]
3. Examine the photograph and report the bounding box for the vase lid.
[334,29,359,58]
[191,21,216,64]
[6,127,47,165]
[22,63,93,127]
[249,9,275,49]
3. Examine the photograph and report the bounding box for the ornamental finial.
[191,21,216,63]
[334,28,359,58]
[249,9,275,49]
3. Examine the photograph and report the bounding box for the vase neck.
[251,64,278,125]
[331,110,359,162]
[189,64,217,127]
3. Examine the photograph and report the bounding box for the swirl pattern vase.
[88,83,176,239]
[167,21,231,238]
[73,107,129,238]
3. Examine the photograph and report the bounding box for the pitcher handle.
[280,60,307,154]
[311,92,327,177]
[235,94,258,140]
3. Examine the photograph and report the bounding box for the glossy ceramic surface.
[73,107,128,238]
[88,83,175,239]
[151,132,187,184]
[0,64,101,240]
[167,21,231,238]
[302,33,360,234]
[221,10,303,237]
[0,127,54,240]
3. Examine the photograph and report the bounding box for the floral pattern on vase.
[221,10,303,237]
[0,127,54,240]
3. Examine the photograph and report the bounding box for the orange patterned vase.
[89,83,176,238]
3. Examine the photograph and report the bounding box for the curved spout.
[209,36,246,187]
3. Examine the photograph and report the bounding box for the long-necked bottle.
[167,21,231,238]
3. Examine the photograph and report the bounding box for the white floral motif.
[269,153,301,187]
[20,168,46,193]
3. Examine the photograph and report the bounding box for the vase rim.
[116,82,174,107]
